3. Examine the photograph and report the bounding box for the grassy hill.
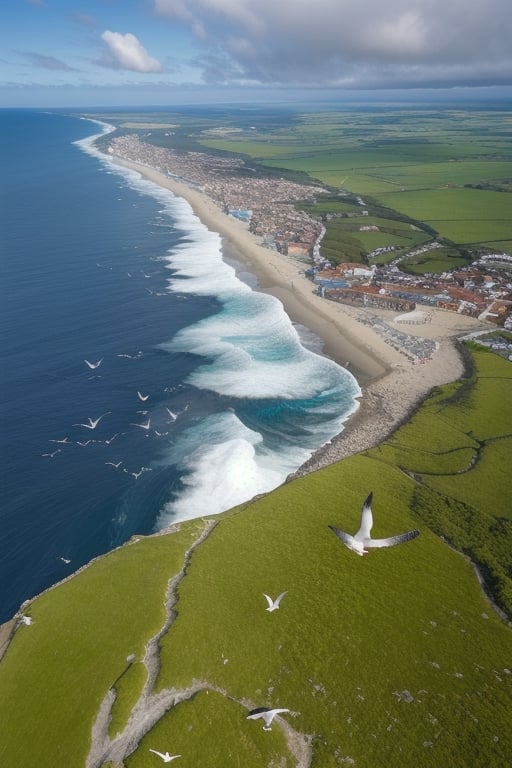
[0,346,510,768]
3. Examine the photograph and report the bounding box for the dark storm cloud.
[154,0,512,88]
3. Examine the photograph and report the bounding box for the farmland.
[90,104,512,270]
[200,107,512,262]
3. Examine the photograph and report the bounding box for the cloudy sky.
[1,0,511,107]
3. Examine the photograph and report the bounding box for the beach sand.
[113,158,490,474]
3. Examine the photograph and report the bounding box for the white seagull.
[131,418,151,430]
[84,358,103,369]
[263,591,287,612]
[165,407,178,421]
[105,461,123,469]
[137,391,150,402]
[148,749,181,762]
[73,412,110,430]
[42,448,61,458]
[328,491,420,556]
[246,707,290,731]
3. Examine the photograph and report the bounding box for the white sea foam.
[160,200,358,400]
[156,410,310,525]
[155,208,360,520]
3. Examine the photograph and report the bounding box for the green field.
[91,105,512,269]
[1,346,510,768]
[374,188,512,244]
[195,108,512,257]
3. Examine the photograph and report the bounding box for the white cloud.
[100,30,163,73]
[154,0,512,88]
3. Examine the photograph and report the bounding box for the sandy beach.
[113,157,490,474]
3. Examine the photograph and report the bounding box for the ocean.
[0,109,360,623]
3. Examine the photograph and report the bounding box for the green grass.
[0,348,511,768]
[0,527,203,767]
[319,226,367,263]
[353,161,512,189]
[298,201,432,262]
[375,188,512,244]
[367,349,512,619]
[300,198,364,215]
[126,690,293,768]
[109,661,148,738]
[98,105,512,265]
[424,437,512,518]
[481,239,512,253]
[151,455,512,767]
[403,255,469,274]
[187,107,512,256]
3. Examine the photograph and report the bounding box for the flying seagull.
[131,418,151,430]
[328,491,419,556]
[246,707,290,731]
[263,591,287,612]
[42,448,61,458]
[84,358,103,369]
[137,391,150,401]
[73,412,110,430]
[165,407,177,421]
[148,749,181,762]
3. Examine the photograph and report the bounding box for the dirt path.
[86,518,312,767]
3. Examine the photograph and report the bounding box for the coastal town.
[109,133,512,332]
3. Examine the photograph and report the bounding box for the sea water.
[0,109,360,622]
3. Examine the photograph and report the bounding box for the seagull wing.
[90,412,110,428]
[263,594,274,609]
[131,419,150,429]
[274,591,287,607]
[328,525,354,549]
[355,492,374,541]
[149,749,166,758]
[247,707,270,719]
[365,529,420,548]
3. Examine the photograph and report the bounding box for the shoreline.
[113,158,391,382]
[111,156,491,472]
[0,154,494,634]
